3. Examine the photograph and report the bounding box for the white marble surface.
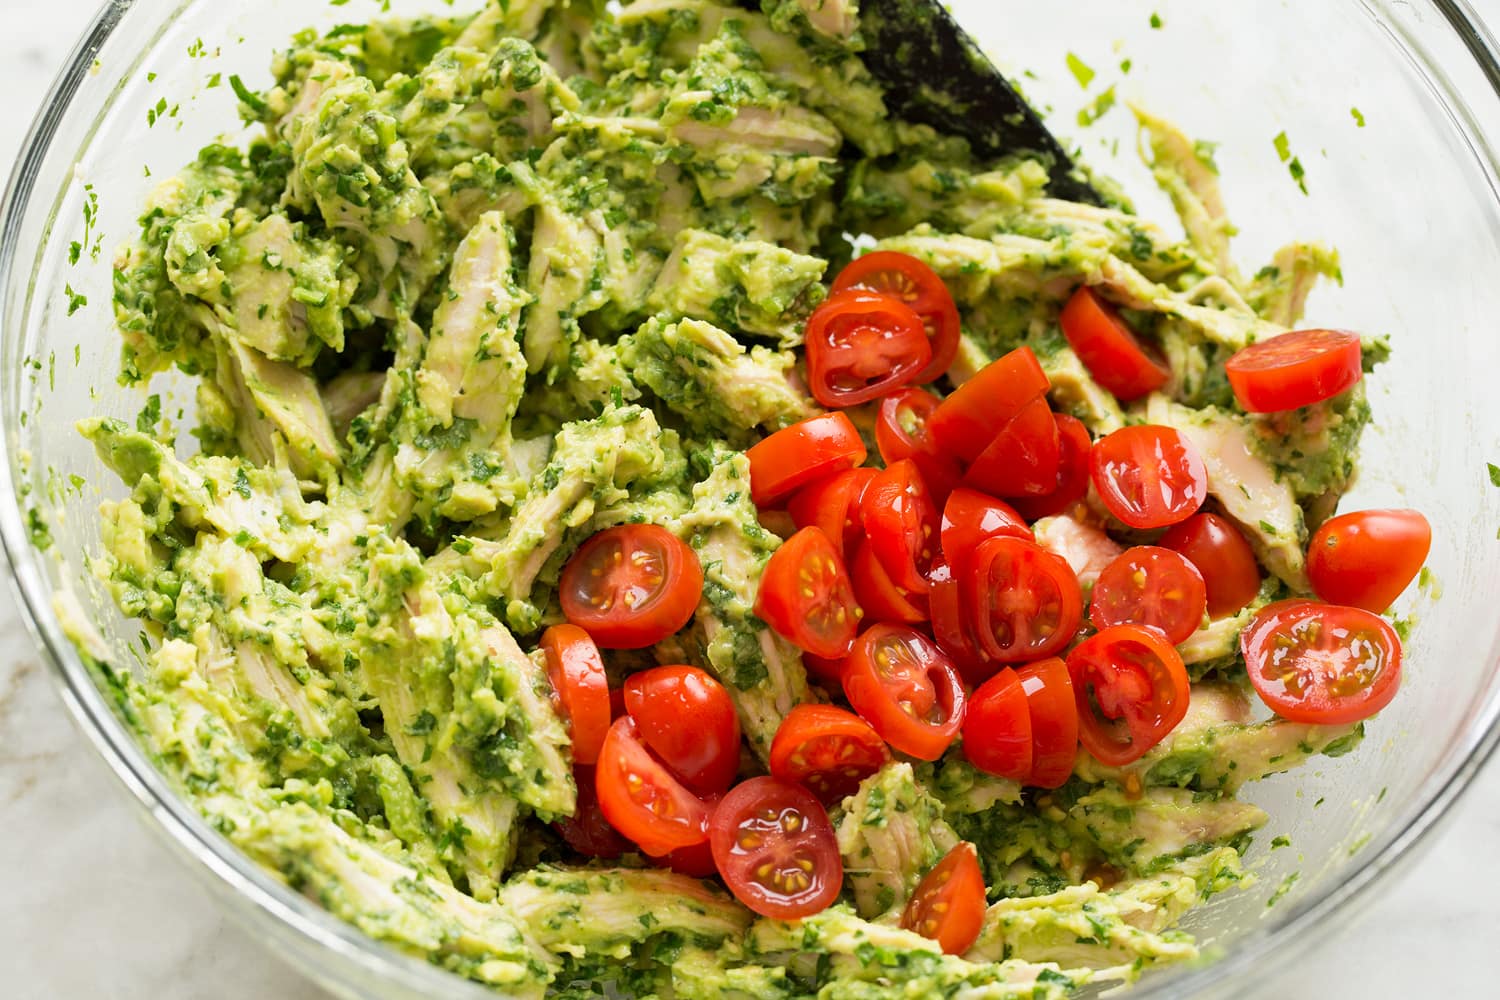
[1,2,1498,998]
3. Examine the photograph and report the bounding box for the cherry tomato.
[842,624,967,760]
[1012,414,1093,522]
[788,468,877,561]
[1067,624,1190,766]
[747,412,868,508]
[850,542,929,625]
[928,557,997,685]
[861,459,941,593]
[662,837,718,878]
[1014,657,1078,788]
[928,347,1051,462]
[1089,425,1208,530]
[962,668,1033,781]
[940,488,1030,569]
[596,716,712,856]
[756,527,862,659]
[805,289,932,407]
[802,652,849,688]
[964,396,1062,498]
[560,525,704,649]
[1090,546,1207,646]
[624,666,741,794]
[539,624,612,766]
[1059,287,1170,402]
[555,765,630,859]
[1241,600,1403,725]
[769,704,889,806]
[876,388,964,505]
[900,842,987,956]
[832,251,962,384]
[1307,508,1432,613]
[710,776,843,919]
[1158,512,1262,619]
[962,536,1083,664]
[1225,329,1364,413]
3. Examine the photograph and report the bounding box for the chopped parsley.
[1066,52,1096,89]
[1272,131,1309,194]
[1351,107,1366,127]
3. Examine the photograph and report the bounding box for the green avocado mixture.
[75,1,1386,995]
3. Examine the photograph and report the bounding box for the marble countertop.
[2,2,1497,997]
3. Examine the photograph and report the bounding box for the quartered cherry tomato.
[1159,512,1262,619]
[963,396,1062,498]
[756,527,862,659]
[788,468,877,561]
[1307,508,1432,613]
[1089,425,1208,529]
[927,557,996,685]
[540,624,612,766]
[596,716,712,857]
[805,290,931,407]
[1090,546,1207,645]
[843,624,967,760]
[710,777,843,919]
[1014,656,1078,789]
[555,765,631,859]
[900,842,987,956]
[1012,414,1093,522]
[560,525,704,649]
[1225,329,1363,413]
[928,347,1051,463]
[769,704,889,806]
[1067,624,1190,767]
[747,412,867,508]
[876,388,964,504]
[962,667,1033,781]
[624,665,741,795]
[850,542,929,625]
[861,459,941,594]
[1060,287,1170,401]
[939,488,1030,570]
[832,251,962,384]
[961,536,1083,664]
[1241,600,1403,725]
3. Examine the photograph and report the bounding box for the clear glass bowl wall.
[3,1,1499,997]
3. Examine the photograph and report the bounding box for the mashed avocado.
[78,1,1379,996]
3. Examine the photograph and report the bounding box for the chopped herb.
[229,75,269,116]
[1267,872,1299,907]
[1487,461,1500,487]
[1150,12,1164,28]
[1273,131,1292,162]
[64,284,87,316]
[1077,85,1117,126]
[1120,58,1133,74]
[1270,835,1291,850]
[1066,52,1096,89]
[1351,107,1366,127]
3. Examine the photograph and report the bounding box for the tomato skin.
[963,396,1062,498]
[1158,513,1262,619]
[1014,657,1078,789]
[788,468,877,561]
[1012,414,1093,522]
[756,527,863,659]
[861,459,941,593]
[962,668,1033,781]
[901,842,987,956]
[560,525,704,650]
[1060,287,1170,402]
[1089,425,1208,530]
[850,542,929,625]
[1225,329,1363,413]
[710,777,843,919]
[624,666,742,794]
[555,765,631,859]
[1067,624,1190,766]
[802,652,849,688]
[805,289,932,407]
[662,837,719,878]
[940,488,1030,569]
[747,412,868,508]
[842,624,967,760]
[1306,508,1432,613]
[596,716,712,857]
[876,389,965,505]
[928,347,1051,463]
[831,251,962,384]
[927,558,998,685]
[962,536,1084,664]
[1090,546,1208,646]
[1241,600,1403,725]
[769,704,889,806]
[540,624,612,766]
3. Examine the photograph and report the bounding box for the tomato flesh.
[1241,600,1402,725]
[805,289,932,407]
[540,624,612,766]
[961,536,1083,664]
[1014,657,1078,789]
[1307,508,1432,613]
[624,665,741,794]
[842,624,966,760]
[928,347,1050,462]
[940,488,1030,570]
[861,459,941,593]
[962,668,1033,781]
[1225,329,1363,413]
[1090,546,1208,646]
[788,468,876,561]
[596,716,712,856]
[1158,512,1262,619]
[756,527,862,659]
[710,777,842,919]
[963,396,1062,498]
[560,525,704,649]
[769,704,889,806]
[901,842,987,956]
[1067,624,1190,766]
[927,557,997,685]
[832,251,962,384]
[1060,287,1170,401]
[876,388,964,505]
[1089,425,1208,530]
[747,412,867,508]
[1012,414,1093,522]
[850,542,929,625]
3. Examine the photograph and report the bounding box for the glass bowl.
[3,1,1499,997]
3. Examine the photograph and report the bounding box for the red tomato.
[662,837,718,878]
[964,396,1062,498]
[710,777,842,919]
[876,388,964,505]
[802,652,849,688]
[900,842,987,955]
[1014,657,1078,788]
[1090,546,1208,645]
[769,704,889,805]
[850,542,929,625]
[1059,287,1170,402]
[861,459,941,593]
[1089,425,1208,530]
[596,716,712,856]
[1067,624,1190,766]
[1158,513,1262,619]
[787,468,877,560]
[747,412,867,508]
[560,525,704,649]
[842,624,967,760]
[756,527,862,659]
[1225,329,1364,413]
[961,536,1083,664]
[928,557,997,685]
[928,347,1051,463]
[805,289,932,407]
[1012,414,1093,522]
[539,624,612,766]
[940,488,1030,569]
[832,251,962,384]
[1307,508,1432,613]
[962,668,1033,781]
[624,666,741,794]
[555,765,630,859]
[1241,600,1403,725]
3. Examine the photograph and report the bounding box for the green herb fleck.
[1270,835,1291,850]
[1267,872,1299,907]
[1077,85,1117,126]
[64,284,87,316]
[1351,107,1366,127]
[1150,12,1164,28]
[1487,462,1500,487]
[1066,52,1096,89]
[229,75,269,116]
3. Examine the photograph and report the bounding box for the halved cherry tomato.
[802,652,849,688]
[928,347,1051,462]
[962,668,1033,781]
[1012,414,1093,522]
[805,289,932,407]
[964,396,1062,498]
[659,792,724,877]
[769,704,889,806]
[540,624,612,766]
[624,666,741,794]
[1225,329,1363,413]
[928,557,997,685]
[901,842,987,955]
[861,459,941,593]
[788,468,877,560]
[1067,624,1190,766]
[832,251,962,384]
[1158,512,1262,619]
[747,412,867,508]
[1089,425,1208,530]
[842,624,967,760]
[940,488,1030,569]
[710,776,843,919]
[555,765,630,859]
[1014,657,1078,788]
[560,525,704,649]
[596,716,712,856]
[756,527,862,659]
[1090,547,1207,645]
[962,536,1083,663]
[1307,508,1432,613]
[1060,287,1170,402]
[1241,600,1403,725]
[876,388,964,504]
[850,542,928,625]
